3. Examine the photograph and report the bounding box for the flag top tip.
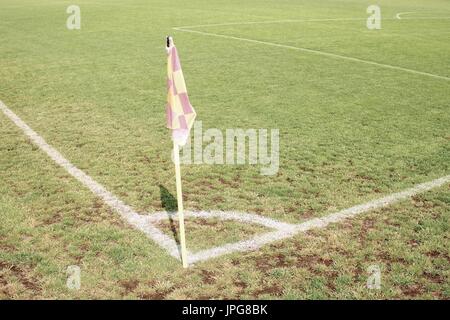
[166,36,174,48]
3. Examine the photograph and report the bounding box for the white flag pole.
[173,141,188,268]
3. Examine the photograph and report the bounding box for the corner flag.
[166,37,196,146]
[165,36,194,268]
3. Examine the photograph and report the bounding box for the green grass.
[0,0,449,299]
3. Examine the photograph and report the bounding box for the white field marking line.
[148,210,296,231]
[189,175,450,264]
[0,100,183,260]
[173,17,367,29]
[396,12,450,20]
[2,100,450,266]
[396,12,415,20]
[173,21,450,82]
[409,17,450,20]
[175,15,450,29]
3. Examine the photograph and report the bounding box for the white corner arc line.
[0,101,183,260]
[1,100,449,266]
[173,24,450,81]
[148,210,296,231]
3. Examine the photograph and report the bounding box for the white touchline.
[1,100,449,266]
[173,18,450,82]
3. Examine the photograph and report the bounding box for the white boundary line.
[174,16,450,29]
[174,18,367,29]
[148,210,295,231]
[173,17,450,81]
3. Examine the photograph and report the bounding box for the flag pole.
[166,35,189,268]
[173,141,188,268]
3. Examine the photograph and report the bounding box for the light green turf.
[0,0,449,299]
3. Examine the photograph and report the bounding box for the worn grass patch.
[157,185,449,300]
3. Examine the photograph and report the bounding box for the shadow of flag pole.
[173,142,188,268]
[166,35,195,268]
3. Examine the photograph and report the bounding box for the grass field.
[0,0,449,299]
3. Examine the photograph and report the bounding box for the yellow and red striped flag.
[166,37,196,146]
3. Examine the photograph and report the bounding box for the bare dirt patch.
[0,261,41,296]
